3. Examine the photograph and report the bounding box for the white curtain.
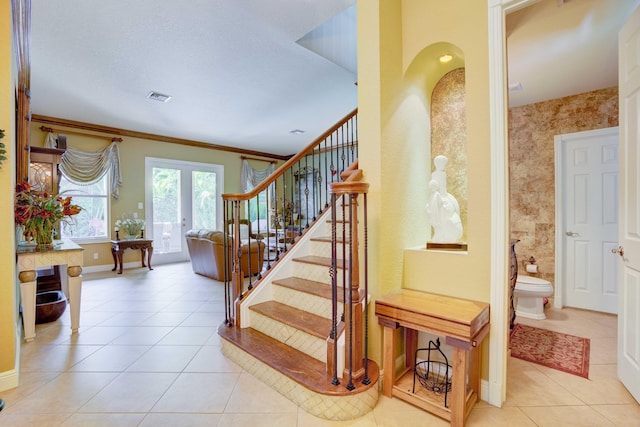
[55,133,123,199]
[241,159,275,193]
[44,132,57,148]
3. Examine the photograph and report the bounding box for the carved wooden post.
[329,181,369,382]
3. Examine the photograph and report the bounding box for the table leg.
[147,245,153,270]
[450,347,468,427]
[18,270,37,342]
[67,266,83,333]
[405,328,418,368]
[141,248,147,267]
[468,345,481,399]
[117,249,124,274]
[382,324,400,397]
[111,246,118,271]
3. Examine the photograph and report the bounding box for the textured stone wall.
[509,87,618,283]
[431,68,467,242]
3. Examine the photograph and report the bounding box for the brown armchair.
[185,229,265,281]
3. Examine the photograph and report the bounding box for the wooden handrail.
[329,181,369,195]
[339,160,361,181]
[223,108,357,201]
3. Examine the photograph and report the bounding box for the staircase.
[219,110,379,420]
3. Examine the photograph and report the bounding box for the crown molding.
[30,114,291,161]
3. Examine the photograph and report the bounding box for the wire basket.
[412,338,452,407]
[414,360,452,394]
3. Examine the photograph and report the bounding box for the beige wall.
[0,0,17,387]
[29,124,267,268]
[358,0,493,371]
[509,87,619,284]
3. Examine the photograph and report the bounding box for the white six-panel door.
[557,128,619,314]
[618,4,640,403]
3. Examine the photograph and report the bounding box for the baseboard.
[485,379,504,407]
[0,369,19,392]
[0,324,21,392]
[480,379,490,403]
[82,262,141,274]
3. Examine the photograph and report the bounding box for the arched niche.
[406,42,468,245]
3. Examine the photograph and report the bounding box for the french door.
[145,157,224,264]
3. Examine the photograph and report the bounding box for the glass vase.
[35,221,55,249]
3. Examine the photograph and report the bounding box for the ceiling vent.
[147,91,172,102]
[509,82,523,91]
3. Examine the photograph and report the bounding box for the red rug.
[510,323,590,379]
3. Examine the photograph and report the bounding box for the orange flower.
[14,181,82,239]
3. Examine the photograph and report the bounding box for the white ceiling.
[507,0,640,108]
[30,0,638,157]
[30,0,357,156]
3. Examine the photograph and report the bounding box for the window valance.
[241,159,275,193]
[48,132,123,199]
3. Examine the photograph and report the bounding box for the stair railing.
[222,109,358,327]
[328,163,370,389]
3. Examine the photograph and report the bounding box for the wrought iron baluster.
[362,192,370,385]
[340,124,346,177]
[341,195,347,323]
[223,200,231,326]
[330,192,340,386]
[345,193,355,391]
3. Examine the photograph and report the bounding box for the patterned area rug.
[510,323,590,379]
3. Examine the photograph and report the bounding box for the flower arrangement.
[115,213,145,238]
[14,181,82,247]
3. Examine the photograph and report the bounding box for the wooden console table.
[110,239,153,274]
[375,289,490,426]
[17,239,84,342]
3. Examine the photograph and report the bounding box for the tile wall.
[509,87,618,283]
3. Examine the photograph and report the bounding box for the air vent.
[147,91,172,102]
[509,82,523,92]
[289,129,305,135]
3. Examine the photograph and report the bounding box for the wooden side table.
[110,239,154,274]
[375,289,490,427]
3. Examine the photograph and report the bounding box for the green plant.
[0,129,6,169]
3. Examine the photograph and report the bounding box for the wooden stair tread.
[218,324,378,396]
[250,301,331,338]
[311,236,350,244]
[293,255,344,269]
[272,277,345,302]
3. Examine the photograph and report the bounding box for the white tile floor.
[1,262,638,426]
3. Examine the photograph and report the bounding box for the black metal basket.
[414,360,452,394]
[412,338,452,407]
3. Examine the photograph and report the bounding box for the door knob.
[565,231,579,237]
[611,246,624,257]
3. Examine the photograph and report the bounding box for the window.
[59,173,110,241]
[248,189,268,223]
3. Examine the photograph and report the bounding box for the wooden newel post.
[329,181,369,381]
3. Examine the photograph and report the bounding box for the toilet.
[514,275,553,320]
